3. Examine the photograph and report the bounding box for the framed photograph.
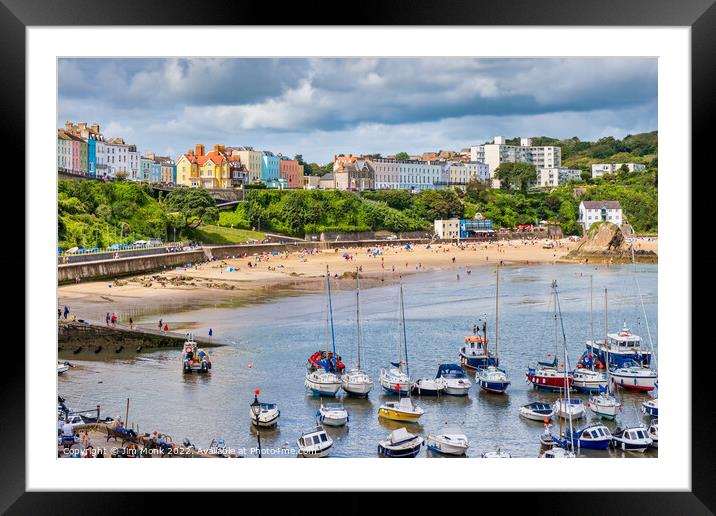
[5,0,709,510]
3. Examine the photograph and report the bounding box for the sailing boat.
[588,288,623,419]
[573,275,608,393]
[477,265,510,393]
[379,280,413,395]
[304,267,342,397]
[610,244,658,392]
[526,281,574,391]
[341,269,374,397]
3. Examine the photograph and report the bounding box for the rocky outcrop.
[567,222,657,263]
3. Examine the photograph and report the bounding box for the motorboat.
[588,392,622,420]
[425,427,470,456]
[519,402,554,421]
[378,397,424,423]
[436,363,472,396]
[610,362,657,392]
[542,447,576,458]
[305,370,342,397]
[553,424,612,450]
[641,398,658,418]
[341,271,374,397]
[378,427,423,458]
[476,366,510,394]
[554,398,586,420]
[249,402,280,428]
[297,425,333,458]
[526,358,573,391]
[317,403,349,427]
[481,449,511,458]
[611,426,652,452]
[412,377,446,396]
[585,323,652,368]
[182,334,211,373]
[458,334,497,371]
[380,366,412,395]
[647,420,658,448]
[571,367,607,393]
[57,361,70,374]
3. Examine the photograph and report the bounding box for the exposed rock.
[566,222,656,263]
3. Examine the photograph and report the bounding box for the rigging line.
[631,245,657,369]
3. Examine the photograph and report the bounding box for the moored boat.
[249,402,280,428]
[554,398,586,420]
[542,447,576,458]
[436,363,472,396]
[526,359,573,391]
[610,362,658,392]
[519,402,554,421]
[588,391,622,420]
[553,423,612,450]
[316,403,349,427]
[341,270,374,397]
[647,420,658,448]
[57,361,70,374]
[412,377,446,396]
[611,426,652,452]
[378,427,423,458]
[481,449,511,458]
[477,366,510,393]
[305,370,342,397]
[380,281,413,395]
[378,397,424,423]
[182,334,211,373]
[425,427,470,456]
[585,323,652,368]
[297,425,333,458]
[641,398,658,417]
[458,334,497,371]
[572,367,607,393]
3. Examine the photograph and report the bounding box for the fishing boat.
[554,398,586,420]
[181,334,211,373]
[476,266,510,394]
[641,398,658,417]
[553,424,612,450]
[611,426,652,452]
[378,427,423,458]
[305,268,343,397]
[481,449,511,458]
[585,324,652,368]
[647,420,658,448]
[379,281,413,395]
[412,377,446,396]
[519,402,554,421]
[249,402,280,428]
[425,427,470,456]
[458,332,497,371]
[316,403,349,427]
[297,425,333,458]
[436,363,472,396]
[341,270,374,397]
[588,287,623,419]
[378,397,425,423]
[611,362,658,392]
[57,361,70,374]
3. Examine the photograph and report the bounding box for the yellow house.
[176,144,233,188]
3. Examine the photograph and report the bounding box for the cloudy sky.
[58,58,657,163]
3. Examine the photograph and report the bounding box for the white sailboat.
[305,267,342,397]
[341,269,374,397]
[589,287,623,419]
[477,265,510,393]
[379,281,413,395]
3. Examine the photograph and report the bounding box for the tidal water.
[59,263,657,458]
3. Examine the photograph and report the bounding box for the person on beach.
[106,313,110,326]
[129,317,134,330]
[158,319,163,330]
[111,313,117,326]
[58,308,61,319]
[163,323,169,333]
[63,306,69,319]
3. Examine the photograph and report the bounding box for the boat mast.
[400,280,410,377]
[631,243,657,370]
[355,268,362,370]
[494,265,500,361]
[589,274,594,359]
[326,266,338,371]
[604,287,611,395]
[555,283,576,454]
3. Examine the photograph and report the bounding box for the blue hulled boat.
[553,424,612,450]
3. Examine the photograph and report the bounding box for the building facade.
[373,159,401,190]
[261,152,281,182]
[279,157,303,188]
[176,144,234,189]
[537,167,582,188]
[591,163,647,178]
[578,200,623,230]
[57,131,73,173]
[471,136,560,188]
[445,161,490,187]
[140,156,153,182]
[229,147,263,183]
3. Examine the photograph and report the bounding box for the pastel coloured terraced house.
[261,151,281,182]
[279,156,303,188]
[227,146,263,183]
[176,144,234,189]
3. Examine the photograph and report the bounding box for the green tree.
[494,162,537,192]
[394,152,410,160]
[164,188,218,229]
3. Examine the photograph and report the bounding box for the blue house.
[261,151,281,182]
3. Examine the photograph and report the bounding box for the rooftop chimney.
[195,144,205,157]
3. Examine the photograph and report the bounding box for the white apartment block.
[537,167,582,188]
[579,201,623,230]
[434,219,460,239]
[446,161,490,187]
[471,136,561,188]
[373,159,401,190]
[105,139,140,180]
[591,163,646,178]
[399,161,444,191]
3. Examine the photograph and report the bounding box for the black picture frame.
[3,0,708,512]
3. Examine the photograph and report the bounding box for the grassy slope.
[192,224,266,244]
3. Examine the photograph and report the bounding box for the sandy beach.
[58,237,657,324]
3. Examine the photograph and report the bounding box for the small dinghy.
[540,432,557,447]
[412,377,446,396]
[588,392,622,420]
[297,425,333,458]
[425,427,470,456]
[519,402,554,421]
[481,449,511,458]
[611,426,652,452]
[250,402,280,428]
[542,447,576,458]
[436,363,472,396]
[554,398,586,420]
[554,424,612,450]
[378,397,424,423]
[477,366,510,394]
[182,334,212,373]
[647,420,658,448]
[316,403,349,427]
[641,398,658,418]
[378,427,423,458]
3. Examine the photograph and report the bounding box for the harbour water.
[59,263,658,457]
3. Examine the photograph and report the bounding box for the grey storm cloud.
[58,57,657,163]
